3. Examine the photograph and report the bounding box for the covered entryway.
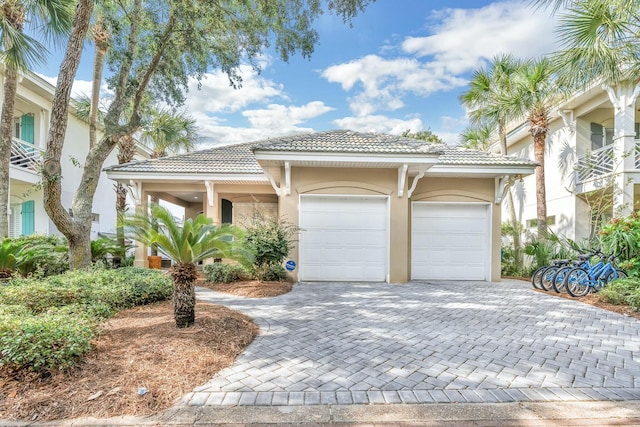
[411,202,490,280]
[299,195,388,282]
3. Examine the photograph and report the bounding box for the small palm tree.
[126,204,249,328]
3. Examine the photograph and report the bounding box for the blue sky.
[33,0,560,147]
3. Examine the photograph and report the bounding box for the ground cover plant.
[0,267,172,372]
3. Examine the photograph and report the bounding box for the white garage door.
[412,202,490,280]
[299,196,388,282]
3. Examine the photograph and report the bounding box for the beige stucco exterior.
[275,167,501,283]
[130,167,503,283]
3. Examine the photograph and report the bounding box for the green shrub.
[204,263,247,283]
[600,279,640,310]
[0,267,172,372]
[255,263,288,282]
[241,209,297,281]
[0,312,94,371]
[12,234,69,277]
[0,267,172,313]
[599,213,640,261]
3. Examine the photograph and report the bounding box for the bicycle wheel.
[601,269,628,284]
[565,267,591,297]
[531,266,547,289]
[540,266,559,291]
[551,266,571,293]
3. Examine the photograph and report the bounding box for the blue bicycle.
[563,254,627,297]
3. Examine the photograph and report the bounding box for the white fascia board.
[427,165,536,176]
[106,171,269,182]
[253,151,441,165]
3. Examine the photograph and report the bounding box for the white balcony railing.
[575,144,615,183]
[10,138,43,173]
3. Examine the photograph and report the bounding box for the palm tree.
[126,204,248,328]
[459,123,494,151]
[141,108,198,158]
[459,54,525,268]
[501,57,562,237]
[546,0,639,90]
[0,0,74,237]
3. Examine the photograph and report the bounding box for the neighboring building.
[504,83,640,243]
[3,66,147,239]
[106,130,536,283]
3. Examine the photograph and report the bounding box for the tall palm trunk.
[169,262,197,328]
[530,112,549,237]
[89,22,110,149]
[0,68,18,238]
[114,135,136,266]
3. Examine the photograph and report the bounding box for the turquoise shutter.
[20,114,34,144]
[21,200,34,235]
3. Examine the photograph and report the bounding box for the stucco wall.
[279,167,501,283]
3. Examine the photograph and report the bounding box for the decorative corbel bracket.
[398,164,408,197]
[495,175,511,204]
[407,171,426,198]
[263,168,281,196]
[127,180,142,205]
[558,109,575,134]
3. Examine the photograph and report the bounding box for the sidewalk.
[3,401,639,426]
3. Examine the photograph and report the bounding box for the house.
[3,66,146,239]
[504,82,640,242]
[106,130,535,283]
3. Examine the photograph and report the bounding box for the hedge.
[0,267,172,372]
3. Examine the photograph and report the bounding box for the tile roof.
[253,130,445,154]
[437,148,537,167]
[105,141,263,174]
[105,130,536,174]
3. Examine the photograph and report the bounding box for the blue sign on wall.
[285,260,296,271]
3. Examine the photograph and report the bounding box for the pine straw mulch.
[200,280,293,298]
[0,300,259,422]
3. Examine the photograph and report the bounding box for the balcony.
[10,138,43,174]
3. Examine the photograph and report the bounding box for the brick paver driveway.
[182,280,640,406]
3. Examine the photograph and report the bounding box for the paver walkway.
[182,280,640,407]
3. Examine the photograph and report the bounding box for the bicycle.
[563,254,628,297]
[549,251,600,293]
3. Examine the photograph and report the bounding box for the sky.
[32,0,561,148]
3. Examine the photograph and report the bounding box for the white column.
[605,82,640,216]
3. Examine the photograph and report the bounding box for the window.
[590,122,613,150]
[526,216,556,229]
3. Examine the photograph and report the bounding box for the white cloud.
[333,115,424,135]
[322,55,468,116]
[321,1,557,124]
[402,1,558,74]
[35,74,110,100]
[193,101,334,147]
[185,64,285,114]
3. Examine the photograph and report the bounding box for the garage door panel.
[300,197,388,282]
[411,203,489,281]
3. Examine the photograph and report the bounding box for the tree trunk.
[170,262,197,328]
[114,135,136,266]
[0,68,18,238]
[533,131,548,238]
[89,49,105,148]
[42,0,94,269]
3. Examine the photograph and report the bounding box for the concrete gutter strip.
[2,401,639,426]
